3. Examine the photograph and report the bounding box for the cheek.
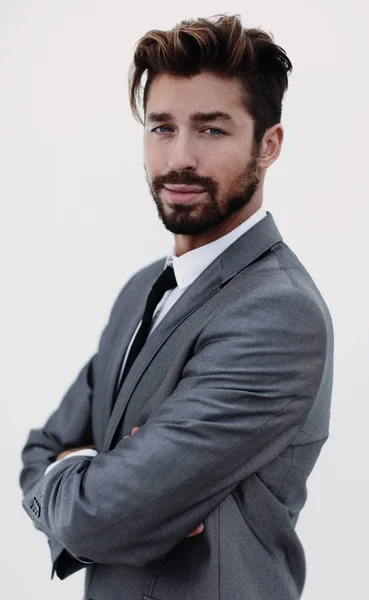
[205,143,243,175]
[211,158,241,190]
[143,141,150,168]
[144,142,166,176]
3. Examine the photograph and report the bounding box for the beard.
[145,143,261,236]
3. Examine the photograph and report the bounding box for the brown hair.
[128,14,293,144]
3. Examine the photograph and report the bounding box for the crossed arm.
[20,286,327,571]
[53,428,205,540]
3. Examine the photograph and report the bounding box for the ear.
[258,124,284,169]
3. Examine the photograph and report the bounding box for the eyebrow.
[146,111,234,124]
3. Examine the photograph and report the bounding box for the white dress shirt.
[45,206,267,474]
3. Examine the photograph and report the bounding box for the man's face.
[143,72,260,237]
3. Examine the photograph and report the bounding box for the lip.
[165,184,206,193]
[163,187,206,204]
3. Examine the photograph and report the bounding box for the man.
[20,14,334,600]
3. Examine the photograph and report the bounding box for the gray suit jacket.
[20,212,334,600]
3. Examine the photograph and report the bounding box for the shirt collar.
[164,206,267,289]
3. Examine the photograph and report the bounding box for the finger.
[124,427,139,440]
[186,523,205,537]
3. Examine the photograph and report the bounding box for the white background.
[1,1,368,598]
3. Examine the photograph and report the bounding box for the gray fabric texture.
[20,212,334,599]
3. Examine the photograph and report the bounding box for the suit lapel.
[103,262,223,450]
[102,211,282,451]
[96,262,165,439]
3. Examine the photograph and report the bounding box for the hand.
[124,426,205,539]
[56,445,95,462]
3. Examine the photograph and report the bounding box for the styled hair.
[128,14,293,144]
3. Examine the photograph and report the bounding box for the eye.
[151,125,173,134]
[202,128,225,136]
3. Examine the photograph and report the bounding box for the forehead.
[145,72,251,125]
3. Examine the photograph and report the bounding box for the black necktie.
[118,265,177,390]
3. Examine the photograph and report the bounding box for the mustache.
[151,171,217,194]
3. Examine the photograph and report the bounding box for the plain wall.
[1,1,368,598]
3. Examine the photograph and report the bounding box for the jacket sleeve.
[21,285,329,569]
[20,353,97,579]
[19,267,149,494]
[19,267,148,578]
[20,355,96,496]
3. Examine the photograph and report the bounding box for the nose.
[168,135,198,171]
